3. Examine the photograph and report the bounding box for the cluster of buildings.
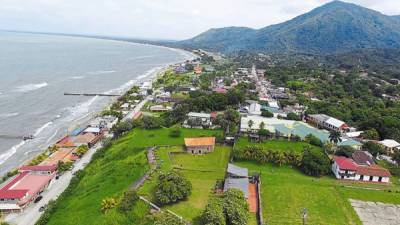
[0,115,118,212]
[332,151,391,183]
[0,165,57,212]
[183,112,218,129]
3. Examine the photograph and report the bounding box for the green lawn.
[235,138,319,153]
[235,161,400,225]
[139,145,231,224]
[45,128,222,225]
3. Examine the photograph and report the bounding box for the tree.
[75,145,89,157]
[259,122,265,131]
[141,116,163,129]
[361,129,380,140]
[201,199,226,225]
[261,110,274,118]
[362,141,385,157]
[118,189,139,213]
[334,146,354,158]
[287,112,301,121]
[156,171,192,205]
[223,189,249,225]
[154,212,185,225]
[329,130,342,145]
[101,197,117,213]
[300,146,331,177]
[57,161,73,173]
[304,134,323,147]
[258,129,270,139]
[393,152,400,165]
[247,120,254,132]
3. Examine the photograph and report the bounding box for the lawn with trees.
[139,145,231,224]
[40,128,222,225]
[235,161,400,225]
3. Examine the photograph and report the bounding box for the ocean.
[0,31,192,176]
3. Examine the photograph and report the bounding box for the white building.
[183,112,212,128]
[248,103,262,116]
[378,139,400,154]
[307,114,350,133]
[332,156,391,183]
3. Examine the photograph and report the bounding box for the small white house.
[379,139,400,154]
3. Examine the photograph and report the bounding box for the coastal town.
[0,49,399,225]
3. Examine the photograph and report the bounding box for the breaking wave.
[14,82,48,93]
[0,112,19,118]
[87,70,116,75]
[0,141,25,165]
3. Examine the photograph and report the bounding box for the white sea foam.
[67,96,99,117]
[34,121,53,137]
[0,141,25,165]
[87,70,116,75]
[14,82,48,93]
[71,76,85,80]
[0,112,19,118]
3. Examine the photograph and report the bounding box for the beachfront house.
[332,156,391,183]
[184,137,215,154]
[0,165,57,212]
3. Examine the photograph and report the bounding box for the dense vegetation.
[177,1,400,55]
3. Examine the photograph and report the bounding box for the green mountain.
[179,1,400,54]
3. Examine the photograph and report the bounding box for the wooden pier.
[64,93,121,97]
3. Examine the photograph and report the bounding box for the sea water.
[0,31,192,175]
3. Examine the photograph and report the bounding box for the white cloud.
[0,0,399,40]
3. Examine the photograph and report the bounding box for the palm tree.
[248,120,254,133]
[329,130,342,145]
[259,122,265,131]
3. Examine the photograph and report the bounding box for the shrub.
[169,128,181,138]
[118,189,139,213]
[223,189,249,225]
[201,199,226,225]
[156,171,192,205]
[304,134,323,147]
[101,198,117,213]
[153,212,185,225]
[261,110,274,118]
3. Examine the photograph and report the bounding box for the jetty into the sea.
[64,92,122,97]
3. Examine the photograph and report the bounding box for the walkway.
[351,199,400,225]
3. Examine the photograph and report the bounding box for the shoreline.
[0,38,195,178]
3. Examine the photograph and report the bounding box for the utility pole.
[302,208,308,225]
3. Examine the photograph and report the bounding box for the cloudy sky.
[0,0,399,40]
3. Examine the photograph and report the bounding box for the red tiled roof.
[334,156,357,170]
[356,165,391,177]
[20,164,57,172]
[184,137,215,147]
[0,172,29,199]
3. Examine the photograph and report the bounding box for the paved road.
[5,144,101,225]
[122,95,151,122]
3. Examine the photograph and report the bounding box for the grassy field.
[139,145,231,225]
[45,128,222,225]
[235,138,319,153]
[235,161,400,225]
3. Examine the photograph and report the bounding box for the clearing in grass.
[235,137,319,153]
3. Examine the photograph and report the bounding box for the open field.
[44,128,221,225]
[139,145,231,224]
[235,161,400,225]
[235,138,319,153]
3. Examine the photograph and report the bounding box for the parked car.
[34,196,43,203]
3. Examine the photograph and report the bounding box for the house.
[307,114,350,133]
[248,103,262,116]
[184,137,215,154]
[0,165,56,212]
[352,151,375,166]
[224,164,249,198]
[40,147,77,166]
[378,139,400,154]
[149,105,172,112]
[332,156,391,183]
[194,66,202,75]
[183,112,212,128]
